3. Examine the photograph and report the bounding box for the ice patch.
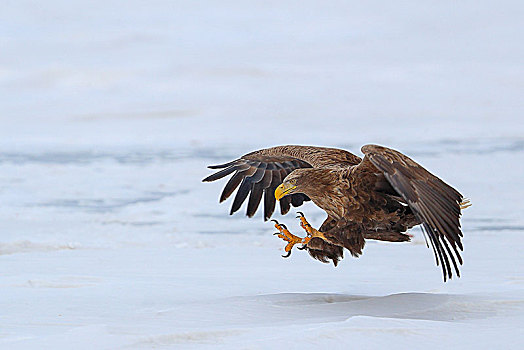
[0,241,79,255]
[134,330,244,346]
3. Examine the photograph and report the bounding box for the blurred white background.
[1,1,522,150]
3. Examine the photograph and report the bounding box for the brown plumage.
[203,144,468,281]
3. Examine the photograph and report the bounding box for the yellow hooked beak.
[274,183,297,200]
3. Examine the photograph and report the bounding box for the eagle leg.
[271,220,310,258]
[296,212,329,243]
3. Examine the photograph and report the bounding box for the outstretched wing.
[359,144,466,281]
[202,145,361,220]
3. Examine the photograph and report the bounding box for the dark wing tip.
[202,175,214,182]
[208,160,238,169]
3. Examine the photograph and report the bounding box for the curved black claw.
[282,250,292,258]
[271,219,279,224]
[273,232,280,236]
[280,223,288,230]
[297,244,308,250]
[296,211,304,218]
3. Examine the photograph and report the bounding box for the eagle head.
[274,170,310,200]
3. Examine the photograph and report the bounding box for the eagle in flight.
[203,145,470,281]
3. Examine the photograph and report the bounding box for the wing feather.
[230,165,260,214]
[202,165,237,182]
[360,144,465,281]
[204,146,353,220]
[219,169,247,202]
[245,165,269,217]
[263,168,282,220]
[279,195,291,215]
[263,188,277,220]
[207,160,239,169]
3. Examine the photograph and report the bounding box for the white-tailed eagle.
[203,145,470,281]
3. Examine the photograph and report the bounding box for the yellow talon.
[460,198,472,210]
[296,212,327,241]
[271,214,330,257]
[272,220,309,257]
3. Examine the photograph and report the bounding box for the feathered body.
[203,144,467,281]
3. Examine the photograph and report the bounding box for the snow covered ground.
[1,1,523,349]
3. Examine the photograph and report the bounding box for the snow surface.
[1,1,524,349]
